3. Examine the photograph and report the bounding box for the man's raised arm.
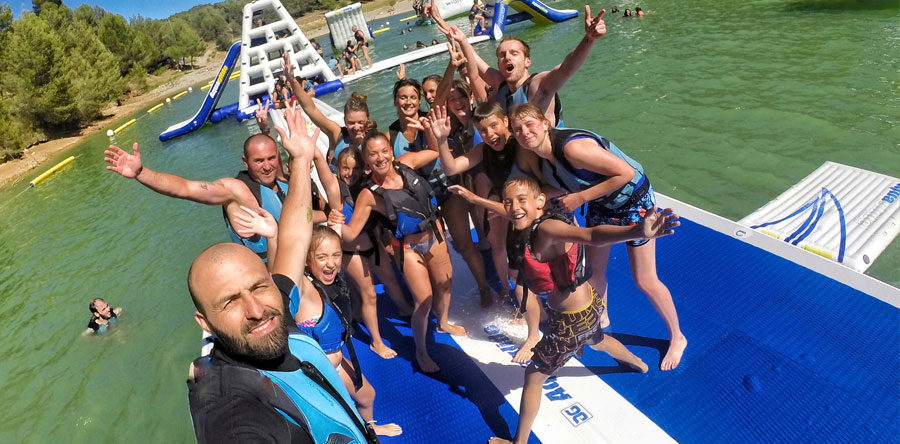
[271,105,320,285]
[531,7,606,101]
[104,143,253,207]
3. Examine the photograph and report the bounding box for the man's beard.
[213,308,289,362]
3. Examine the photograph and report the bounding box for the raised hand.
[584,6,606,42]
[448,41,467,68]
[559,192,586,213]
[255,98,270,130]
[104,143,143,179]
[233,205,278,239]
[447,25,467,43]
[281,51,295,78]
[396,63,407,80]
[639,206,680,239]
[424,105,452,141]
[273,102,320,163]
[448,184,475,202]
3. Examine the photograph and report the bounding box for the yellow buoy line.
[398,14,419,21]
[30,156,75,187]
[373,27,391,35]
[107,85,198,136]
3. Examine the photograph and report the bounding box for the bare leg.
[487,214,511,299]
[442,195,491,307]
[512,288,542,364]
[362,46,373,69]
[369,249,413,316]
[425,239,466,336]
[401,248,440,373]
[586,244,611,329]
[508,364,551,444]
[338,357,402,436]
[344,253,397,359]
[628,239,686,370]
[589,330,649,372]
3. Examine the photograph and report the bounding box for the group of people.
[102,4,682,444]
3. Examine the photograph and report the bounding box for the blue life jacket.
[542,128,647,210]
[496,75,564,127]
[223,171,289,261]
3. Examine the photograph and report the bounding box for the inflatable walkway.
[158,41,241,141]
[476,0,579,40]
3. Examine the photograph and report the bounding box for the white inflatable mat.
[739,161,900,272]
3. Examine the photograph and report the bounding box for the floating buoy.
[399,14,418,21]
[166,98,172,104]
[148,103,164,113]
[30,156,75,187]
[201,84,212,91]
[188,86,193,92]
[172,91,188,100]
[112,118,137,135]
[373,27,391,35]
[106,129,115,137]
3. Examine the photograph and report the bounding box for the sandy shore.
[0,0,417,189]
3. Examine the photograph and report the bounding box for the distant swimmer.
[611,6,619,13]
[624,8,632,17]
[635,7,644,17]
[83,298,122,336]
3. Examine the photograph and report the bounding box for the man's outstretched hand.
[104,143,143,179]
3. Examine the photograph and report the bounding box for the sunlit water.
[0,0,897,441]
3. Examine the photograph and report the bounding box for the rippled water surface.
[0,0,897,441]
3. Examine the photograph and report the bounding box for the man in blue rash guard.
[185,107,379,444]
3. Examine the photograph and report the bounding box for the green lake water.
[0,0,897,441]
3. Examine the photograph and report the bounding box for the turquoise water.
[0,0,896,441]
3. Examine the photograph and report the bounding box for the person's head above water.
[89,298,113,319]
[188,243,289,362]
[495,38,532,83]
[242,134,281,187]
[502,176,546,230]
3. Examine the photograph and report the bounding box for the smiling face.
[475,113,510,151]
[190,244,288,362]
[496,39,531,83]
[422,79,439,105]
[511,114,549,152]
[338,153,361,185]
[503,180,546,230]
[344,110,369,144]
[243,136,280,187]
[447,88,472,121]
[363,134,393,177]
[394,85,421,118]
[308,233,342,285]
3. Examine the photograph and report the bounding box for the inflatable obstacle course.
[475,0,579,40]
[739,161,900,272]
[325,3,373,51]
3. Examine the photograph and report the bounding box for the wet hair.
[243,133,276,157]
[473,101,507,123]
[89,298,105,314]
[308,225,341,261]
[362,132,391,155]
[422,74,442,87]
[393,78,422,100]
[503,176,542,199]
[450,79,473,102]
[508,103,547,124]
[344,92,370,117]
[635,7,642,12]
[337,146,363,170]
[497,37,531,59]
[431,39,439,45]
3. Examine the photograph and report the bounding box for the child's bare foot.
[661,335,687,371]
[370,342,397,359]
[416,351,440,373]
[512,338,538,363]
[372,422,402,436]
[436,323,467,336]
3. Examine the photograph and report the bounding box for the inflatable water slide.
[476,0,579,40]
[158,41,241,141]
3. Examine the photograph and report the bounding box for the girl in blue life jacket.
[339,132,467,374]
[508,103,687,371]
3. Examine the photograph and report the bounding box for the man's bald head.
[243,134,277,158]
[188,243,269,315]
